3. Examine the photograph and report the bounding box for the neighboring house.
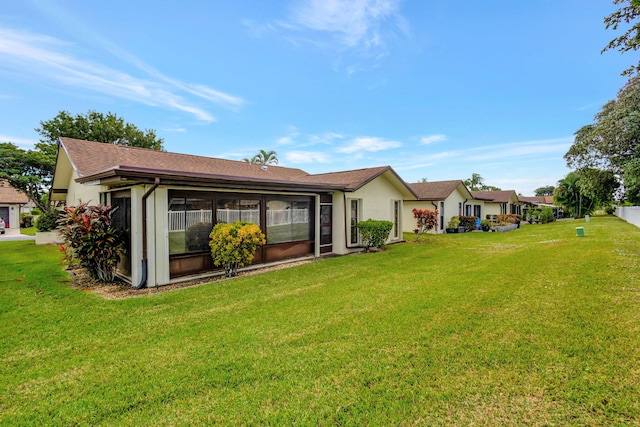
[51,137,417,288]
[403,180,476,234]
[519,195,556,208]
[519,196,560,219]
[471,190,522,217]
[0,180,29,230]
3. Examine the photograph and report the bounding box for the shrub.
[185,222,213,252]
[58,203,126,282]
[412,208,438,241]
[539,207,555,224]
[525,208,541,223]
[604,205,615,215]
[31,207,42,216]
[36,208,62,232]
[496,214,519,225]
[447,216,460,229]
[357,219,393,251]
[210,221,266,277]
[20,213,34,228]
[459,216,478,232]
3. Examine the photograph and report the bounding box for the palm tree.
[242,149,278,165]
[464,173,485,191]
[555,172,595,218]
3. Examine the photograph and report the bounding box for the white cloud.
[276,127,344,147]
[284,151,330,163]
[336,136,402,153]
[0,27,245,122]
[281,0,409,64]
[420,134,447,145]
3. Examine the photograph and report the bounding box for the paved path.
[0,228,35,241]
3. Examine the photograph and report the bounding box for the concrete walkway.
[0,228,35,241]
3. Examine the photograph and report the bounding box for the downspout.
[462,198,468,216]
[135,178,160,290]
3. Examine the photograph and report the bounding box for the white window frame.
[391,199,401,239]
[347,198,362,247]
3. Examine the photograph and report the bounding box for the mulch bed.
[67,259,313,300]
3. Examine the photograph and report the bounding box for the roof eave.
[76,166,346,193]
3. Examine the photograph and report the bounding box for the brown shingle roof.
[408,180,467,200]
[304,166,391,191]
[58,138,415,195]
[0,180,29,204]
[471,190,518,203]
[519,196,544,204]
[60,137,311,183]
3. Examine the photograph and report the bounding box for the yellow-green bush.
[209,221,265,277]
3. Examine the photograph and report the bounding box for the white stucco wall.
[403,200,440,234]
[483,203,503,217]
[65,171,106,206]
[403,188,478,234]
[332,173,405,255]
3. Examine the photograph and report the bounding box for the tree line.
[0,110,278,214]
[558,0,640,217]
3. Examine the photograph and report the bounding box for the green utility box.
[576,227,585,237]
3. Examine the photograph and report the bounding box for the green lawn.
[19,226,36,236]
[1,217,639,425]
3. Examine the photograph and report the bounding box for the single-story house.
[519,195,561,219]
[51,137,417,287]
[471,190,522,218]
[403,180,476,234]
[0,180,29,229]
[519,195,555,208]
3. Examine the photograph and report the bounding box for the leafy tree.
[534,185,555,196]
[602,0,640,75]
[36,110,164,163]
[622,158,640,203]
[565,75,640,202]
[242,149,278,165]
[481,185,502,191]
[1,110,164,212]
[576,168,618,206]
[0,143,52,212]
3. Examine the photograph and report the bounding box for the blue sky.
[0,0,634,195]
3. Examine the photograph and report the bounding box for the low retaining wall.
[35,230,64,245]
[615,206,640,228]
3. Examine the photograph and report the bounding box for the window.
[392,200,400,239]
[349,199,362,245]
[320,205,332,245]
[473,204,481,218]
[440,202,445,230]
[266,197,312,244]
[168,196,213,254]
[465,204,471,216]
[216,199,260,225]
